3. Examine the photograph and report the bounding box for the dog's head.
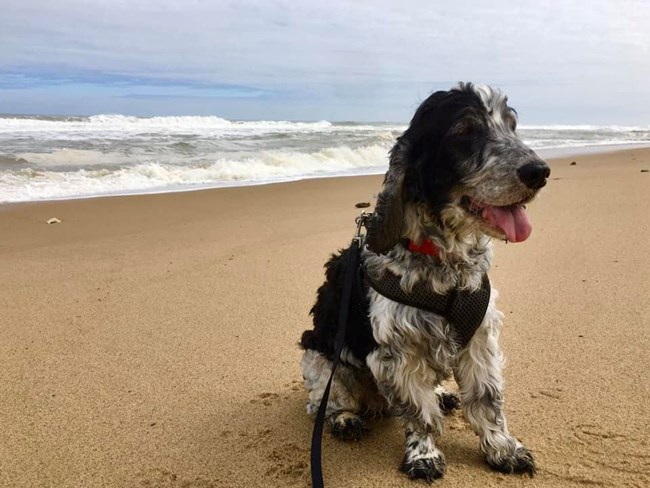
[366,83,550,254]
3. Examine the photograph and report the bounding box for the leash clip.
[353,211,370,244]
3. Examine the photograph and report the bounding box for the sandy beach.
[1,147,648,488]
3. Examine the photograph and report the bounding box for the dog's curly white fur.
[300,83,549,482]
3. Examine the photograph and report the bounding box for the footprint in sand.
[250,392,281,406]
[238,424,309,486]
[264,438,309,485]
[138,468,220,488]
[545,424,650,487]
[285,379,303,392]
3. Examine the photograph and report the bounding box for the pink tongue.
[482,205,532,242]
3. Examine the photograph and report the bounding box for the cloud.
[116,91,266,100]
[0,69,270,100]
[0,0,649,121]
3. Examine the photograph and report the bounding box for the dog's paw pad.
[400,456,446,483]
[438,391,461,413]
[329,412,367,441]
[487,446,536,477]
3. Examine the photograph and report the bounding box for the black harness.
[365,268,491,348]
[310,214,491,488]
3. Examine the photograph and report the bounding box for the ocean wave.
[2,115,647,134]
[0,154,29,166]
[519,124,650,132]
[525,139,650,149]
[16,148,131,167]
[1,114,649,203]
[0,114,336,135]
[0,144,389,202]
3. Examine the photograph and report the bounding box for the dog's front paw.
[328,411,367,441]
[400,453,446,483]
[486,445,536,476]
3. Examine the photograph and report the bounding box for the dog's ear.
[366,153,407,254]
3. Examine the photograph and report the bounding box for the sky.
[0,0,649,123]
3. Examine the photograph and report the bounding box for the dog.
[299,83,550,482]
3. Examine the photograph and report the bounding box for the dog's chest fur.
[363,241,494,375]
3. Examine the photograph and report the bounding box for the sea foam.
[1,114,648,203]
[0,144,389,202]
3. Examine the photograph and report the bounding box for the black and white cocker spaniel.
[300,83,550,482]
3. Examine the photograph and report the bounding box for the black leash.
[310,214,367,488]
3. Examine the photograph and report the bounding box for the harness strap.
[365,269,491,348]
[310,239,361,488]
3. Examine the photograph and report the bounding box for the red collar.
[406,238,440,257]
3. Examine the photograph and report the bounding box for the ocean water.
[1,114,649,203]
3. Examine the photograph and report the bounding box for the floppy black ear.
[366,87,475,253]
[365,151,407,254]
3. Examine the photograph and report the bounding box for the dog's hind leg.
[454,308,536,475]
[300,348,380,441]
[367,347,448,482]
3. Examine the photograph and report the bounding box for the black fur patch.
[300,247,377,363]
[439,391,461,413]
[400,85,491,212]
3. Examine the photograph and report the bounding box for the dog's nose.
[518,162,551,189]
